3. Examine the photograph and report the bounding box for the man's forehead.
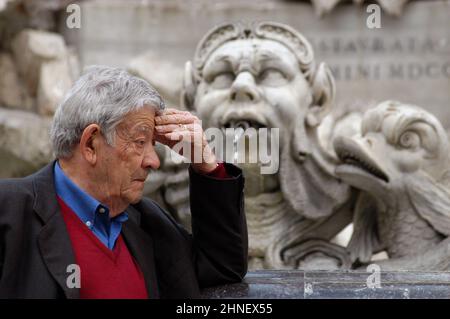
[208,38,298,63]
[119,121,153,139]
[126,107,156,120]
[120,108,156,128]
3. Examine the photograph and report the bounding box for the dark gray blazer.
[0,161,247,298]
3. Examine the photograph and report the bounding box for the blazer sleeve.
[188,163,248,288]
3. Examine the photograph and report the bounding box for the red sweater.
[58,197,148,299]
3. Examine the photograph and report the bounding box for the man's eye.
[210,72,234,89]
[398,131,421,149]
[258,68,287,86]
[135,139,146,147]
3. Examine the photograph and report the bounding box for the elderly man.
[0,66,247,298]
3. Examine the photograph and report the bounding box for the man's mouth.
[334,137,389,183]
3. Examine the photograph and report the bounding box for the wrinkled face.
[334,102,449,198]
[96,107,161,205]
[194,38,312,143]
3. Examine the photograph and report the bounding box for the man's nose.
[142,147,160,170]
[229,71,260,103]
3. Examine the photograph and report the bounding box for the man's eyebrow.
[131,124,153,136]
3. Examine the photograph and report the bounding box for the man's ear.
[180,61,197,111]
[306,62,336,127]
[79,124,102,165]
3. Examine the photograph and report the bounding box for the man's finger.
[155,114,194,125]
[155,123,192,133]
[155,123,203,134]
[161,108,187,115]
[155,133,177,148]
[164,131,192,141]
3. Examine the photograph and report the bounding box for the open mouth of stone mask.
[221,118,267,130]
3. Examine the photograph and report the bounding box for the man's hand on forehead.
[155,108,201,125]
[154,108,218,173]
[154,108,201,145]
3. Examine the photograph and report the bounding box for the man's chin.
[128,193,143,204]
[129,197,142,204]
[125,186,145,205]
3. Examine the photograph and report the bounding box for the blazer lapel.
[122,206,160,299]
[33,161,79,299]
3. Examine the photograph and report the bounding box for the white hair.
[50,65,165,158]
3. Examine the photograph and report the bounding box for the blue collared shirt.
[54,161,129,250]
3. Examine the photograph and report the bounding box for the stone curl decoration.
[192,21,315,82]
[334,101,450,270]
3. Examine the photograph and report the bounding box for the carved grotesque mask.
[182,22,336,200]
[193,37,312,144]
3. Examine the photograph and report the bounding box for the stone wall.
[0,0,80,177]
[63,0,450,128]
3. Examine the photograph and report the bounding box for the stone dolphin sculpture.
[333,101,450,269]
